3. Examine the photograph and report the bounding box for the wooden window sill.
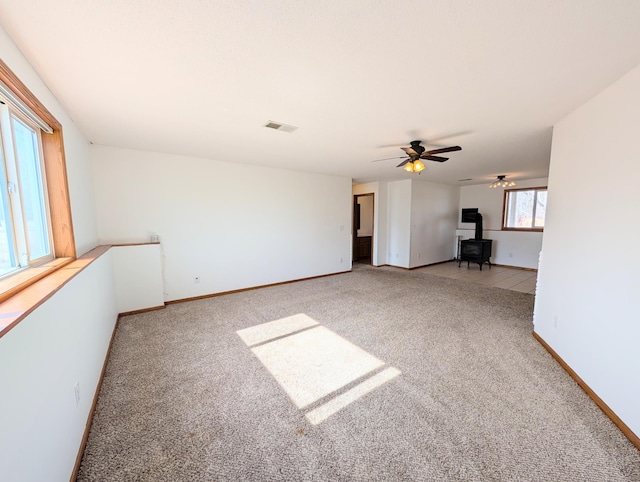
[501,228,544,233]
[0,245,110,339]
[0,257,74,304]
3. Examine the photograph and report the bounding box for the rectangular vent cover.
[265,121,298,133]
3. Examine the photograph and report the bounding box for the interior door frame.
[353,193,375,264]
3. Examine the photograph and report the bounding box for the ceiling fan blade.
[419,143,448,149]
[427,130,473,144]
[401,147,418,156]
[425,146,462,155]
[396,159,410,167]
[377,132,422,148]
[371,156,406,163]
[378,142,408,148]
[377,131,472,149]
[421,155,448,162]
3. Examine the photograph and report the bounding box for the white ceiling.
[1,0,640,185]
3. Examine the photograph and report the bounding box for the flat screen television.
[461,208,478,223]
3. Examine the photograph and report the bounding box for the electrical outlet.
[554,315,559,329]
[340,257,343,263]
[194,276,200,284]
[509,252,513,258]
[150,234,159,243]
[74,382,80,407]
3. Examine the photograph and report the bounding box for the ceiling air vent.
[458,178,473,182]
[265,121,298,133]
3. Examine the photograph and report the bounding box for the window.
[503,187,547,231]
[0,58,75,300]
[0,104,53,278]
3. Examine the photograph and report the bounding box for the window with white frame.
[0,97,53,278]
[502,187,547,231]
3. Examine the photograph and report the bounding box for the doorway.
[353,193,374,264]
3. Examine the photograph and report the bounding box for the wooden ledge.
[0,257,73,304]
[111,242,160,247]
[0,245,111,339]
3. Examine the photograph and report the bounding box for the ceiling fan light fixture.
[489,175,516,189]
[413,160,425,172]
[373,140,462,173]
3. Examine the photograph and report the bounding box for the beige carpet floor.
[77,264,640,481]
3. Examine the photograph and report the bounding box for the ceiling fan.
[372,140,462,173]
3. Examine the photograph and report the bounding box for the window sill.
[0,258,74,304]
[0,245,110,339]
[501,228,544,233]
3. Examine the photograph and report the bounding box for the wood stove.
[459,239,492,270]
[458,211,492,270]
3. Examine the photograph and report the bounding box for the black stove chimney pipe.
[474,213,483,240]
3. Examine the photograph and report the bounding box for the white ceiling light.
[489,175,516,188]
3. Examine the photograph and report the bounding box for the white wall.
[0,24,118,482]
[352,182,388,266]
[386,180,412,268]
[458,177,548,268]
[92,145,352,301]
[0,253,118,482]
[534,64,640,437]
[112,245,165,313]
[356,179,459,269]
[410,180,459,267]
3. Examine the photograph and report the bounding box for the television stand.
[458,239,492,270]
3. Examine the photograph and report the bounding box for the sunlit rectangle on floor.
[236,313,318,346]
[305,367,401,425]
[249,325,384,409]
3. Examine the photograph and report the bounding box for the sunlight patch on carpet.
[237,314,400,424]
[249,325,383,409]
[236,313,318,346]
[305,367,401,425]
